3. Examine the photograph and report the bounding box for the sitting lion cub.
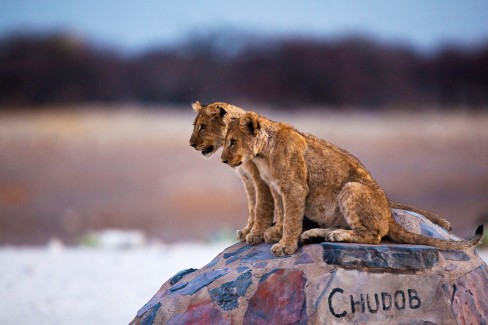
[221,111,484,256]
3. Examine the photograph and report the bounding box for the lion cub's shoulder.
[249,112,298,138]
[241,112,307,155]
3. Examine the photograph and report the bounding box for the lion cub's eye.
[199,124,206,132]
[230,139,237,147]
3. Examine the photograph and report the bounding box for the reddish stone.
[167,298,228,325]
[443,265,488,324]
[244,269,307,324]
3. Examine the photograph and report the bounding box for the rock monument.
[130,209,487,324]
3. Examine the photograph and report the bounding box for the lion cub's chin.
[201,146,216,159]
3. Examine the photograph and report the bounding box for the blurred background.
[1,0,487,245]
[0,1,487,323]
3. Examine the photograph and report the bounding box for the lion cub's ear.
[192,101,201,112]
[240,112,260,136]
[192,101,206,112]
[207,105,227,118]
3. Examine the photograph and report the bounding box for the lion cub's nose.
[190,142,197,148]
[222,159,229,164]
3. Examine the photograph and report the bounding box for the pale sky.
[1,1,487,52]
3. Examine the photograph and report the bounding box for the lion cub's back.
[219,102,246,116]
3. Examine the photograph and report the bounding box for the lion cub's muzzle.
[189,137,198,148]
[222,158,242,167]
[189,139,214,156]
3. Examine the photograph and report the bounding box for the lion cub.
[221,111,483,256]
[189,102,274,244]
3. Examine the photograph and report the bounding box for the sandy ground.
[0,240,486,325]
[0,239,233,325]
[0,106,487,245]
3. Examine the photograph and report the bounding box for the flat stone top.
[320,208,474,270]
[322,242,439,270]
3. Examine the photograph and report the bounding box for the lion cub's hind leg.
[326,182,389,245]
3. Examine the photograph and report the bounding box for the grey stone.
[440,250,471,261]
[209,270,252,310]
[253,261,267,268]
[236,266,249,273]
[169,281,187,292]
[225,255,241,265]
[322,242,439,270]
[206,256,220,268]
[240,244,281,264]
[140,302,161,325]
[418,219,461,241]
[223,244,252,259]
[170,269,228,295]
[169,268,197,285]
[259,268,280,284]
[136,292,166,317]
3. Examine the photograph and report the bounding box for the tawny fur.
[189,101,451,240]
[189,102,274,244]
[221,111,483,256]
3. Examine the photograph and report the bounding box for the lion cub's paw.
[246,232,265,245]
[236,229,249,242]
[300,229,325,244]
[326,230,352,242]
[264,226,282,243]
[271,242,298,256]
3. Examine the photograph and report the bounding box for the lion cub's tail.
[389,201,452,231]
[387,219,484,250]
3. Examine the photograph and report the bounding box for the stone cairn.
[130,210,487,325]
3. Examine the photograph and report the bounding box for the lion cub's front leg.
[238,162,274,244]
[247,178,274,244]
[271,184,307,256]
[236,169,256,242]
[264,187,284,243]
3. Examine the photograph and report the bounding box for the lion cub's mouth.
[229,161,242,168]
[201,146,214,156]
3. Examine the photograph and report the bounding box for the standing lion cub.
[189,102,274,244]
[221,111,483,256]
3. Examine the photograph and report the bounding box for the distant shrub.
[1,31,487,109]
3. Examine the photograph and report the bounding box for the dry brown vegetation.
[0,106,487,245]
